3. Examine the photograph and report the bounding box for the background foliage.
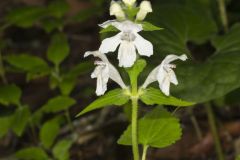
[0,0,240,159]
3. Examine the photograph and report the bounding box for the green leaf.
[0,115,13,138]
[12,106,30,136]
[47,0,70,18]
[15,147,49,160]
[118,107,182,148]
[173,24,240,102]
[47,33,70,66]
[5,54,50,77]
[77,89,130,117]
[0,84,21,106]
[41,18,64,33]
[64,62,93,79]
[141,22,163,31]
[212,24,240,54]
[73,7,103,23]
[59,62,93,95]
[42,96,76,113]
[59,78,76,96]
[140,88,194,107]
[53,139,73,160]
[100,25,118,33]
[123,7,139,20]
[146,4,217,55]
[40,119,60,149]
[6,6,46,27]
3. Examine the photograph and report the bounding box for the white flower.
[99,20,153,68]
[123,0,136,6]
[110,1,125,20]
[84,51,127,96]
[142,54,188,96]
[136,1,153,21]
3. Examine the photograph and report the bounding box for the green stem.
[188,108,203,141]
[205,103,224,160]
[65,110,75,133]
[141,145,149,160]
[131,98,139,160]
[218,0,228,32]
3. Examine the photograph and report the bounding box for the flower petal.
[134,34,153,57]
[159,75,171,96]
[99,33,122,54]
[99,20,119,29]
[163,54,188,64]
[141,66,159,88]
[169,69,178,85]
[118,41,137,67]
[109,63,127,88]
[91,63,110,96]
[84,51,108,62]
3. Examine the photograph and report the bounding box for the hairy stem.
[218,0,228,32]
[141,145,149,160]
[132,98,139,160]
[205,103,224,160]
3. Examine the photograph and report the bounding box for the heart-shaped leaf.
[118,107,182,148]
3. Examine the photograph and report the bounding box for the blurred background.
[0,0,240,159]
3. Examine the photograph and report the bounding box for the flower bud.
[110,1,126,20]
[136,1,152,21]
[123,0,136,6]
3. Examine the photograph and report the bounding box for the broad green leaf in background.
[0,84,21,106]
[77,89,130,117]
[40,119,60,149]
[212,24,240,54]
[5,54,49,71]
[42,96,76,113]
[118,107,182,148]
[140,88,194,107]
[173,24,240,102]
[73,6,103,23]
[47,33,70,66]
[5,54,50,80]
[41,18,64,33]
[53,139,73,160]
[15,147,49,160]
[59,62,93,95]
[146,4,217,55]
[47,0,70,18]
[6,6,46,28]
[12,106,31,136]
[0,115,13,138]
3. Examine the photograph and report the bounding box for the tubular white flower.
[123,0,136,6]
[110,1,125,20]
[99,20,153,68]
[142,54,188,96]
[84,51,127,96]
[136,1,153,21]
